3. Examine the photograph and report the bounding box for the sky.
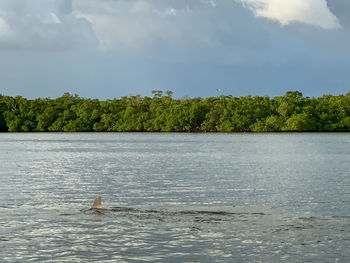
[0,0,349,99]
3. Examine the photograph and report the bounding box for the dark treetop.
[0,91,349,132]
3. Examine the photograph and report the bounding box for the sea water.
[0,133,349,262]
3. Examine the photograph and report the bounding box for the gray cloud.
[72,0,222,51]
[0,0,97,50]
[0,0,348,54]
[72,0,276,61]
[327,0,350,26]
[0,0,348,65]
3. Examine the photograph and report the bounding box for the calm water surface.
[0,133,349,262]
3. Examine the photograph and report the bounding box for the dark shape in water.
[81,197,268,220]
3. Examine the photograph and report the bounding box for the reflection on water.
[0,133,349,262]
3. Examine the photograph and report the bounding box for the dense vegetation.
[0,91,349,132]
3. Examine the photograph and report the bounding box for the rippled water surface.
[0,133,349,262]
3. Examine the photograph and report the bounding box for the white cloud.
[238,0,340,29]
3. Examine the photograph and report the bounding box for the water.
[0,133,349,262]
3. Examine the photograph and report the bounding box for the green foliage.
[0,91,349,132]
[251,115,284,132]
[0,95,8,131]
[282,113,316,131]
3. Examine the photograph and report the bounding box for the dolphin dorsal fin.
[92,196,102,209]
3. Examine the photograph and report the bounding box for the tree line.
[0,91,349,132]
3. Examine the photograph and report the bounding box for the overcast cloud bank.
[0,0,347,51]
[0,0,349,99]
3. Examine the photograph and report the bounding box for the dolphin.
[76,196,105,214]
[60,196,105,215]
[76,197,268,219]
[92,196,103,209]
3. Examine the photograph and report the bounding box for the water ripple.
[1,133,350,262]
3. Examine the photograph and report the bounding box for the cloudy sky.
[0,0,349,99]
